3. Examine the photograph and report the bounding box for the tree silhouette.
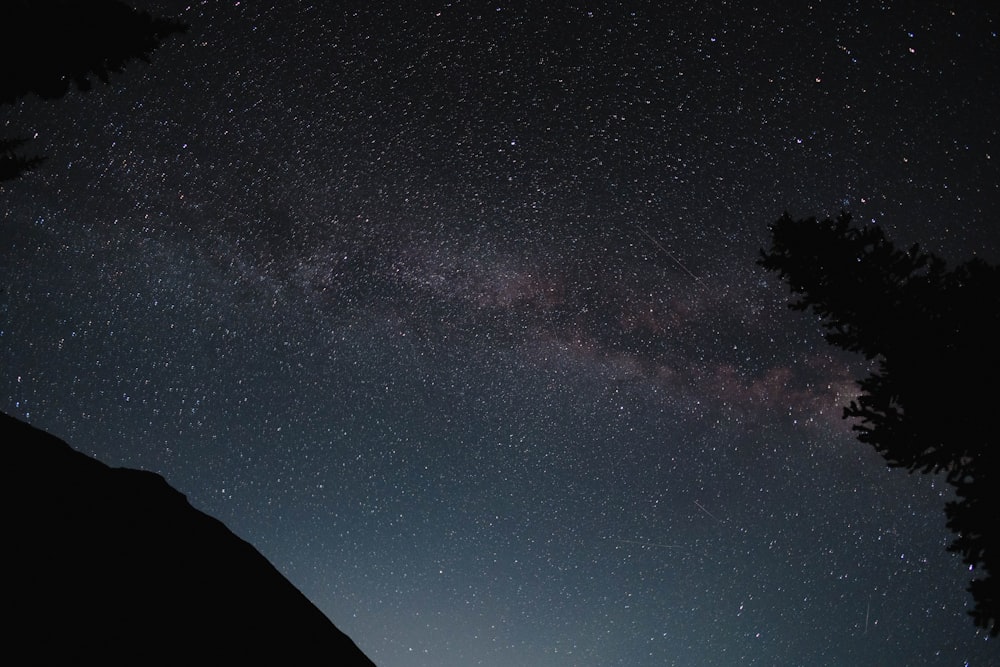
[0,138,46,182]
[759,212,1000,635]
[0,0,186,181]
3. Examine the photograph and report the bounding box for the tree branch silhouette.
[0,0,186,181]
[760,212,1000,635]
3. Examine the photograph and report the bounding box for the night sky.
[3,2,999,665]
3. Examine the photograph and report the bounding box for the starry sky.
[3,2,999,665]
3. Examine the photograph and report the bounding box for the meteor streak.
[694,500,723,522]
[633,223,705,285]
[615,538,684,549]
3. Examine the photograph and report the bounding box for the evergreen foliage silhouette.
[0,0,186,181]
[759,212,1000,635]
[0,138,46,182]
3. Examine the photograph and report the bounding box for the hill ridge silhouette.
[2,411,376,665]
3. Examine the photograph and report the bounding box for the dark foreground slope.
[2,412,376,666]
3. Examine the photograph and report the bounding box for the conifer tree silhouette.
[760,212,1000,635]
[0,138,46,182]
[0,0,185,180]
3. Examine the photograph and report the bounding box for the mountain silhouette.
[2,411,376,665]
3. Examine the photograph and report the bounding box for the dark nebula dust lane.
[3,2,999,665]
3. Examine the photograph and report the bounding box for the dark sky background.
[3,2,999,665]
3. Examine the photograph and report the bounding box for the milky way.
[3,2,999,665]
